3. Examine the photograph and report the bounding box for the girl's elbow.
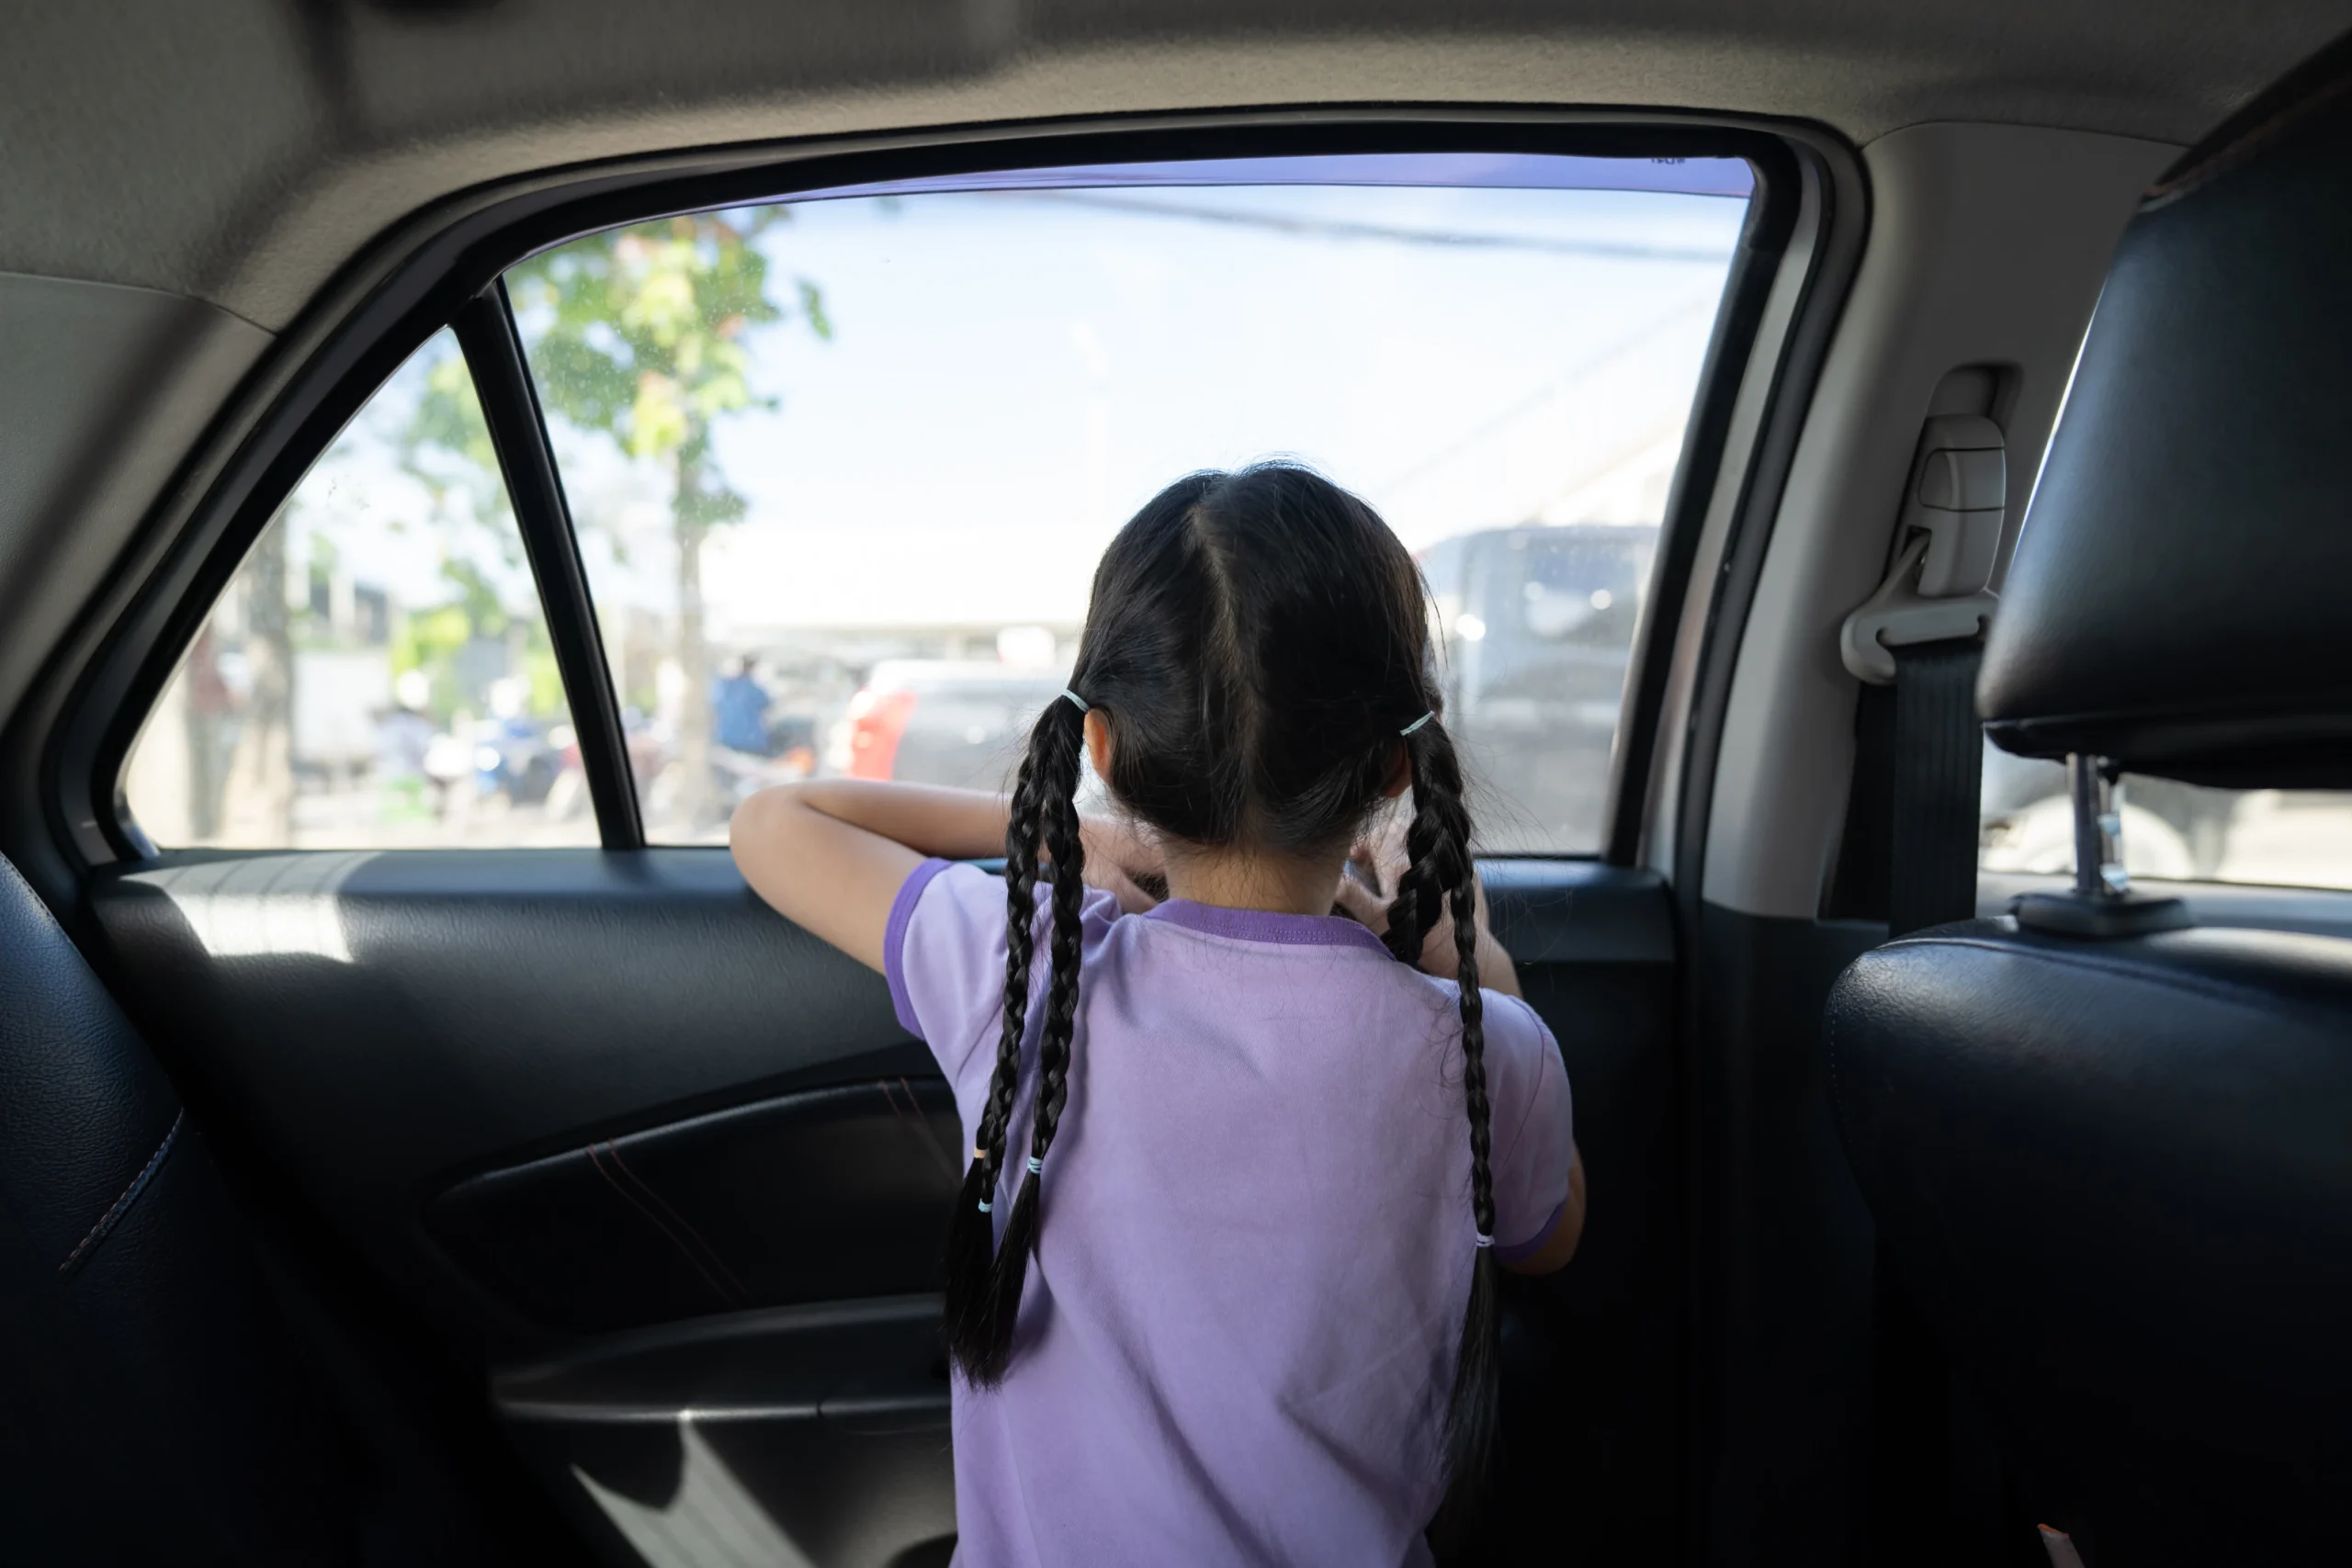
[1501,1162,1586,1277]
[730,784,809,866]
[1554,1192,1587,1266]
[1537,1196,1586,1275]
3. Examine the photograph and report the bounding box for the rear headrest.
[1978,33,2352,787]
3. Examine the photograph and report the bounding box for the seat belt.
[1834,409,2005,931]
[1827,536,1997,931]
[1888,637,1985,936]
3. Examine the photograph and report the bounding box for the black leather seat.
[0,857,356,1564]
[1826,33,2352,1565]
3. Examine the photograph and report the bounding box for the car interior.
[6,3,2352,1564]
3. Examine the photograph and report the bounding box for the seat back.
[0,856,353,1564]
[1828,925,2352,1558]
[1830,29,2352,1562]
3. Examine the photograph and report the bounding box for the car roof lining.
[6,0,2349,327]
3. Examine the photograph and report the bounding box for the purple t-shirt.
[887,859,1577,1567]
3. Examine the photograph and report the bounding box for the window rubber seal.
[1602,175,1802,863]
[452,284,645,851]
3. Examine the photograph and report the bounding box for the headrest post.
[2068,753,2128,900]
[2015,755,2190,939]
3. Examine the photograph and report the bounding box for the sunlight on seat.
[573,1417,818,1568]
[130,852,376,963]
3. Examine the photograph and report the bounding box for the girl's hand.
[1080,813,1165,914]
[1332,817,1521,997]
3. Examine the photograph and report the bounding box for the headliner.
[6,0,2351,330]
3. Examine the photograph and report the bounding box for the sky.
[277,161,1752,643]
[542,171,1751,637]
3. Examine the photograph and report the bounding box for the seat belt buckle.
[1839,413,2007,684]
[1839,533,1998,683]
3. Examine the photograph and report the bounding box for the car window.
[508,153,1753,847]
[1979,750,2352,890]
[122,329,598,850]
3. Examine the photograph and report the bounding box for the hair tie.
[1473,1231,1495,1249]
[1026,1155,1044,1174]
[978,1199,993,1213]
[1399,711,1435,737]
[1061,689,1090,714]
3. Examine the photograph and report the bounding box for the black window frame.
[54,110,1825,868]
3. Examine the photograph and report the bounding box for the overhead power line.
[1374,297,1719,495]
[1015,190,1739,264]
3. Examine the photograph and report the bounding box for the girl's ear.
[1084,708,1114,781]
[1381,740,1412,799]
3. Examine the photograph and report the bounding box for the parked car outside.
[830,660,1074,792]
[1419,524,1657,853]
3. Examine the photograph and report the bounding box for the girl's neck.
[1162,844,1346,917]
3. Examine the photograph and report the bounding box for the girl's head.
[1075,462,1439,856]
[948,463,1502,1529]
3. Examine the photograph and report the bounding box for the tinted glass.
[123,329,597,849]
[511,154,1753,847]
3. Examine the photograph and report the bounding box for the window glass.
[124,329,597,849]
[511,153,1754,847]
[1980,750,2352,890]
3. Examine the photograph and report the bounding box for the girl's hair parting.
[942,462,1501,1539]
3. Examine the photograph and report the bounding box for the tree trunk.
[231,523,298,846]
[673,475,714,835]
[183,624,229,841]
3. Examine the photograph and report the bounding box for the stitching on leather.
[599,1140,752,1302]
[59,1110,184,1279]
[584,1141,746,1309]
[1880,932,2339,1017]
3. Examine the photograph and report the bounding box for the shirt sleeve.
[1479,993,1577,1261]
[883,858,1120,1100]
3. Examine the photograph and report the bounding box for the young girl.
[733,464,1584,1564]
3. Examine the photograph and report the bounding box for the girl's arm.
[1498,1147,1586,1277]
[730,782,992,970]
[731,781,1160,971]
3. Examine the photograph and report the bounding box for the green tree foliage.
[382,348,557,729]
[505,209,830,829]
[402,352,519,546]
[510,212,825,522]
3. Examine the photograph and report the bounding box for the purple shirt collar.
[1142,897,1394,956]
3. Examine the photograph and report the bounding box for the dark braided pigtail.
[1387,716,1502,1550]
[944,692,1089,1385]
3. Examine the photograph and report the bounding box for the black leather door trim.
[90,848,924,1358]
[430,1082,963,1336]
[493,1294,945,1425]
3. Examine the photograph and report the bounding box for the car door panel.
[428,1080,963,1337]
[497,1297,956,1568]
[89,850,924,1349]
[87,850,1677,1562]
